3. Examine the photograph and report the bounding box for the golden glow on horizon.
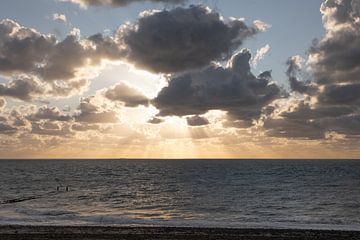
[3,135,360,159]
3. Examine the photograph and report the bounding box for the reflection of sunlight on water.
[120,209,201,221]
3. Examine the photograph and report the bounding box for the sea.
[0,159,360,230]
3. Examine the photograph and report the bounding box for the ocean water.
[0,160,360,230]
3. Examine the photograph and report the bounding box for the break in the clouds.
[153,49,280,125]
[264,0,360,140]
[286,56,318,95]
[63,0,186,8]
[118,5,263,73]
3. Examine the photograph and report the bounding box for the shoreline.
[1,225,360,240]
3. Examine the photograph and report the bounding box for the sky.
[0,0,359,159]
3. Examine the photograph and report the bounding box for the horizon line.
[0,158,359,161]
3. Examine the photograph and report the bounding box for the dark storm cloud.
[267,112,360,139]
[64,0,186,8]
[0,76,86,102]
[0,77,44,101]
[186,115,209,126]
[0,19,121,79]
[263,102,354,139]
[0,19,122,100]
[0,5,267,101]
[319,114,360,136]
[264,118,326,140]
[104,82,149,107]
[309,0,360,85]
[321,0,360,26]
[153,49,280,123]
[38,33,121,82]
[280,102,354,120]
[319,83,360,105]
[75,97,119,123]
[0,19,56,75]
[264,100,358,140]
[264,0,360,140]
[118,5,261,73]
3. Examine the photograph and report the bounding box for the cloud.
[280,102,354,120]
[266,0,360,140]
[264,118,326,140]
[186,115,209,126]
[0,19,122,100]
[0,19,56,75]
[0,77,45,101]
[319,83,360,105]
[62,0,186,8]
[31,122,72,136]
[0,122,17,135]
[153,49,280,124]
[308,0,360,85]
[117,5,261,73]
[36,33,120,81]
[27,106,73,122]
[104,82,149,107]
[53,13,67,22]
[286,56,318,95]
[252,44,270,68]
[319,114,360,136]
[0,6,267,101]
[148,117,164,124]
[252,20,271,32]
[75,97,119,123]
[76,111,120,123]
[0,76,90,101]
[71,123,100,131]
[0,98,6,109]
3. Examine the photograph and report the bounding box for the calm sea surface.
[0,160,360,230]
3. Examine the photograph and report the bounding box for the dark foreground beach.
[1,226,360,240]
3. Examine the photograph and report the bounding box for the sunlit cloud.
[0,1,359,158]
